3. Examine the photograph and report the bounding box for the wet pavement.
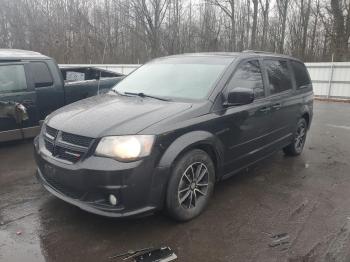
[1,100,350,262]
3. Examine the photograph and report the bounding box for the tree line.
[0,0,349,64]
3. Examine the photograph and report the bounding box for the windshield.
[113,56,233,100]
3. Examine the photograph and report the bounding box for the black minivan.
[34,51,313,221]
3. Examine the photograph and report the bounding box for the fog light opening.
[109,194,118,206]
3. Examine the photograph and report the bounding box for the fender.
[157,130,224,171]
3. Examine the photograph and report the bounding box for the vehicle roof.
[0,49,50,60]
[158,51,304,63]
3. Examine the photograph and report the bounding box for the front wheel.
[283,118,308,156]
[166,149,215,221]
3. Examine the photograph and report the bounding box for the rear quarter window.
[29,62,54,88]
[65,71,86,81]
[291,61,311,90]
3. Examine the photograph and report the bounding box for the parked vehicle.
[0,49,123,142]
[34,51,313,221]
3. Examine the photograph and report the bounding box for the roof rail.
[242,50,276,54]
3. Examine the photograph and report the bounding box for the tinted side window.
[29,62,53,88]
[0,65,27,93]
[226,60,264,98]
[264,60,293,95]
[291,61,311,89]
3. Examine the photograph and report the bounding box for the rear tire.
[283,118,308,156]
[166,149,215,222]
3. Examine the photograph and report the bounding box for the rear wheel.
[166,149,215,221]
[283,118,308,156]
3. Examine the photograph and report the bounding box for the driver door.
[218,59,273,177]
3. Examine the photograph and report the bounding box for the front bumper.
[34,136,170,218]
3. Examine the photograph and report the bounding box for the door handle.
[272,103,282,110]
[259,106,271,112]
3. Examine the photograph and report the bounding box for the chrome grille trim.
[43,125,94,164]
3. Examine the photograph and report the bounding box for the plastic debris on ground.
[110,246,177,261]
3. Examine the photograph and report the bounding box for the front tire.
[283,118,308,156]
[166,149,215,221]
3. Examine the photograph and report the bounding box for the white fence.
[60,62,350,99]
[305,62,350,99]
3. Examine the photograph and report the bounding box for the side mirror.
[224,87,254,106]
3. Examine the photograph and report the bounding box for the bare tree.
[129,0,169,58]
[209,0,236,51]
[251,0,258,49]
[277,0,289,53]
[309,0,320,60]
[0,0,347,63]
[259,0,270,50]
[301,0,312,58]
[330,0,350,61]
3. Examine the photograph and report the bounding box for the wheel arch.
[299,105,312,129]
[158,130,224,179]
[301,112,310,127]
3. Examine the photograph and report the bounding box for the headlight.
[95,135,155,162]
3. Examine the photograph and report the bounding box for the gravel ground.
[1,100,350,262]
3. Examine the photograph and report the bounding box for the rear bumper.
[34,136,170,218]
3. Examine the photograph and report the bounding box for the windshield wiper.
[111,89,126,96]
[124,92,171,101]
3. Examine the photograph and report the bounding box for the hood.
[47,93,192,137]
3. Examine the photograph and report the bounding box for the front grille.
[43,125,93,164]
[61,132,93,148]
[55,145,83,163]
[44,139,54,154]
[45,125,58,139]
